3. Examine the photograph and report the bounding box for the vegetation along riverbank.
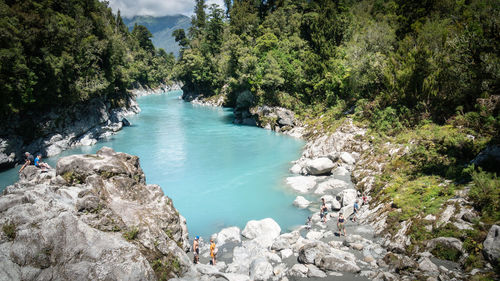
[174,0,499,280]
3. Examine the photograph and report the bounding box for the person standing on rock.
[352,200,360,222]
[320,198,328,223]
[362,192,368,205]
[210,239,217,266]
[19,152,34,173]
[193,236,200,264]
[337,212,346,236]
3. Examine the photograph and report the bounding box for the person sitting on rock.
[320,198,328,223]
[337,212,346,236]
[305,216,312,230]
[362,192,368,205]
[352,200,360,222]
[19,152,34,173]
[193,236,200,264]
[34,154,51,170]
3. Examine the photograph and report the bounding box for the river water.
[0,91,309,238]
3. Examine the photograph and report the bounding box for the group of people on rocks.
[316,192,368,236]
[192,235,217,266]
[18,152,51,173]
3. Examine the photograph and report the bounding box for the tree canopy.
[0,0,175,120]
[174,0,499,138]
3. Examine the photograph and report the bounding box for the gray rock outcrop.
[483,225,500,262]
[0,147,190,281]
[0,95,140,171]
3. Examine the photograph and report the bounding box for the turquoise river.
[0,90,310,239]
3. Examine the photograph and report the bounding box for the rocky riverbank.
[0,83,184,172]
[0,147,191,281]
[0,95,139,172]
[180,93,498,280]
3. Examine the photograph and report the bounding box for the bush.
[2,222,16,240]
[469,169,500,223]
[123,227,139,241]
[431,243,462,262]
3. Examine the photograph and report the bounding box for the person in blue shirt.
[352,200,360,222]
[35,154,51,170]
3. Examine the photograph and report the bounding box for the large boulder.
[241,218,281,248]
[216,226,241,246]
[304,158,335,175]
[0,148,191,281]
[285,176,317,193]
[471,145,500,172]
[340,152,356,165]
[338,189,358,206]
[249,257,273,281]
[298,241,331,264]
[418,257,439,273]
[317,255,361,273]
[483,225,500,262]
[272,231,300,251]
[340,204,355,219]
[293,196,311,208]
[314,178,350,195]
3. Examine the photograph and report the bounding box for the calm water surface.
[0,91,308,238]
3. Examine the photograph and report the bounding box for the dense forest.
[175,0,499,135]
[175,0,500,275]
[0,0,175,120]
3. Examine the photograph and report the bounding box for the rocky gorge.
[0,88,497,281]
[175,91,499,280]
[0,82,183,172]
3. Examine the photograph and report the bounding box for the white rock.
[249,257,273,281]
[436,204,456,227]
[285,176,317,193]
[332,166,350,177]
[317,255,361,273]
[484,225,500,262]
[242,218,281,248]
[288,264,308,277]
[222,273,251,281]
[272,231,300,251]
[273,263,287,278]
[305,230,324,241]
[280,248,293,259]
[216,226,241,245]
[298,241,331,264]
[306,264,327,278]
[340,204,355,219]
[314,178,350,195]
[418,257,439,272]
[340,152,355,165]
[304,158,335,175]
[290,164,302,174]
[338,189,358,206]
[293,196,310,209]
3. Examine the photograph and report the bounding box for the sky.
[108,0,226,18]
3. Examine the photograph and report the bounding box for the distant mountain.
[123,15,191,57]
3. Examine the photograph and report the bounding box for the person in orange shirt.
[210,239,217,265]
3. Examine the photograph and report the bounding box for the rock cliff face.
[0,147,190,281]
[0,95,139,171]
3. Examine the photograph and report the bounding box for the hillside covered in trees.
[175,0,500,276]
[0,0,175,121]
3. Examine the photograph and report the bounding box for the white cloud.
[107,0,225,18]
